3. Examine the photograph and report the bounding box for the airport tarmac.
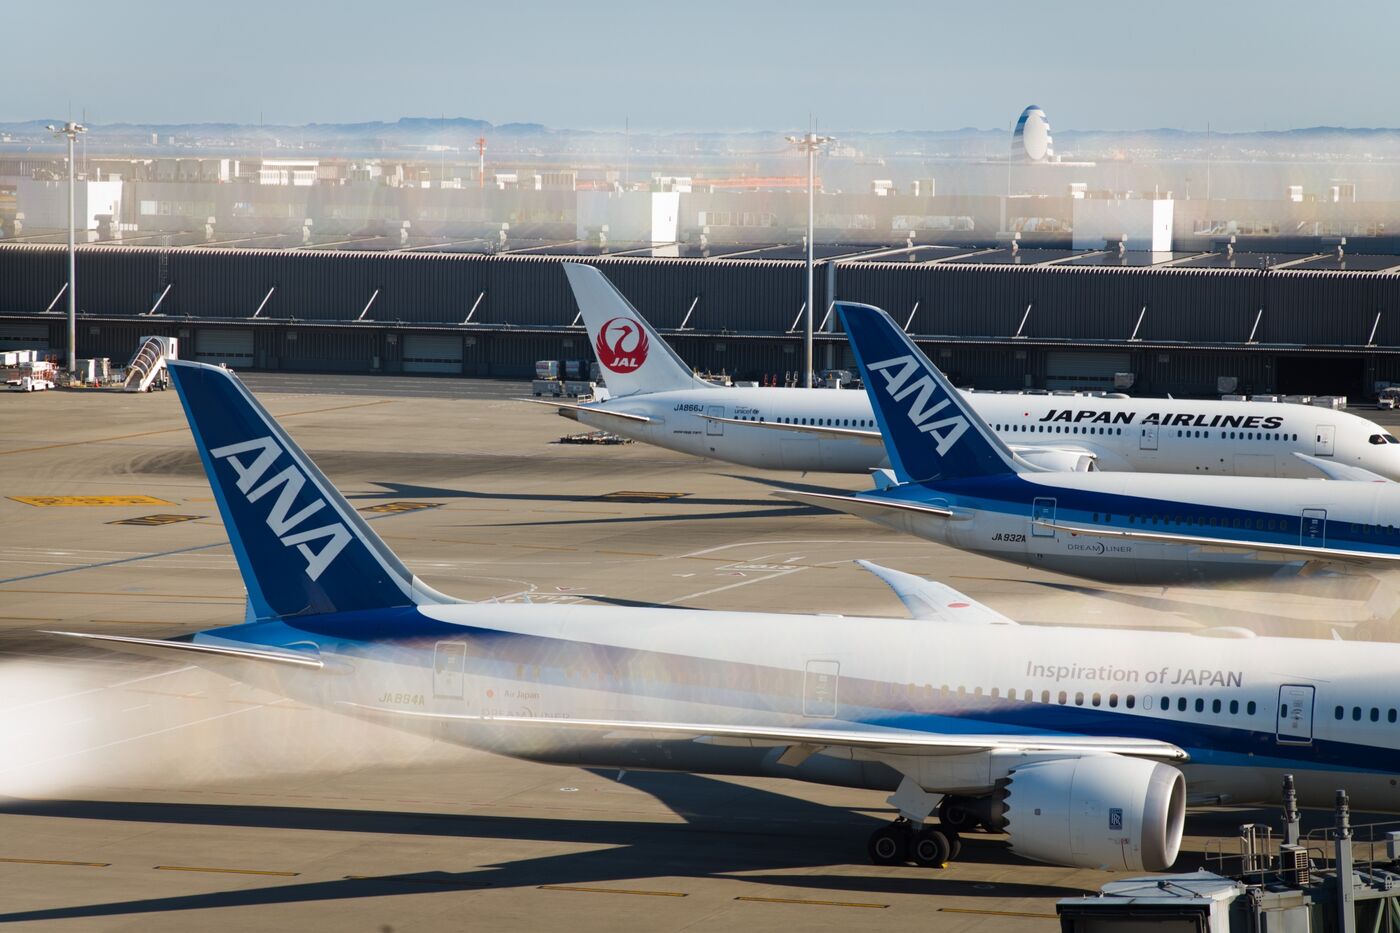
[2,374,1397,931]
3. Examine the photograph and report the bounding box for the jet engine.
[1015,448,1098,472]
[999,755,1185,871]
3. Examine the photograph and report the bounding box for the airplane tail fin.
[838,302,1023,484]
[167,361,458,620]
[563,262,713,397]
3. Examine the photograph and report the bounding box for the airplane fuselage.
[853,470,1400,584]
[216,602,1400,814]
[576,388,1400,479]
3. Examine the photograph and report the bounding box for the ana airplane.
[49,361,1400,874]
[549,263,1400,479]
[777,303,1400,585]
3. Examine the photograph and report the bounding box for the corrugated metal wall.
[3,243,1400,391]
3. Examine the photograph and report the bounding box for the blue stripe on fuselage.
[871,472,1400,557]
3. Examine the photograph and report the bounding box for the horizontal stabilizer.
[339,703,1187,761]
[855,560,1016,625]
[773,488,957,520]
[518,398,655,423]
[44,630,325,669]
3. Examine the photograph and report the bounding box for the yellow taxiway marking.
[358,501,444,514]
[154,865,299,877]
[939,907,1058,919]
[106,513,206,526]
[0,857,109,868]
[0,399,390,457]
[735,895,887,908]
[541,885,687,898]
[10,495,174,508]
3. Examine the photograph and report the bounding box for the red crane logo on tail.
[595,317,650,373]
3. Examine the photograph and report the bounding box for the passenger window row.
[931,684,1258,717]
[1176,430,1299,441]
[1090,511,1290,532]
[775,417,876,427]
[1350,523,1397,536]
[993,424,1123,436]
[1334,705,1399,723]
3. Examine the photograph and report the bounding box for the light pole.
[787,131,833,388]
[48,122,86,375]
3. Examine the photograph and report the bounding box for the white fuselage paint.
[575,388,1400,479]
[243,602,1400,814]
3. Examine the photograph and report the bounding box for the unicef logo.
[595,317,650,373]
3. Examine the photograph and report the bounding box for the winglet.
[1294,451,1393,483]
[838,302,1023,484]
[856,560,1016,625]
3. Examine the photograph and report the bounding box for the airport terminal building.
[3,239,1400,398]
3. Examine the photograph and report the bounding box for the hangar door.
[402,334,463,374]
[0,322,50,351]
[1045,351,1130,392]
[196,328,254,367]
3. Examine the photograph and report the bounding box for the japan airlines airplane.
[550,263,1400,479]
[47,360,1400,875]
[777,303,1400,585]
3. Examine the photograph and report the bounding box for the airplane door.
[1314,425,1335,456]
[1031,497,1057,537]
[803,660,839,718]
[433,642,466,698]
[706,406,725,436]
[1275,685,1315,745]
[1300,508,1327,546]
[1139,425,1158,450]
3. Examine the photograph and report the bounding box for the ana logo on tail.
[210,436,351,581]
[595,317,650,373]
[868,355,970,456]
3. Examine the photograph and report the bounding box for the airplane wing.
[1293,452,1393,483]
[855,560,1016,625]
[518,398,654,424]
[700,415,883,444]
[773,489,958,520]
[1037,521,1400,566]
[44,630,327,669]
[338,703,1187,761]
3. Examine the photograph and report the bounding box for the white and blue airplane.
[778,303,1400,584]
[546,263,1400,479]
[46,359,1400,873]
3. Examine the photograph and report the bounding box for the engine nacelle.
[1015,448,1097,472]
[1001,755,1185,871]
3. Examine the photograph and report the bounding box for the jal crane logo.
[595,317,650,374]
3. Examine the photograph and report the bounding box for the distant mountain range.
[4,117,1400,159]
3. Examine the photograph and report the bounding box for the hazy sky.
[8,0,1396,132]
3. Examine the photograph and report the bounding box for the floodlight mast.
[50,121,86,375]
[786,131,833,387]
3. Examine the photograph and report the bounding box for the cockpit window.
[1370,434,1389,445]
[1387,434,1400,444]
